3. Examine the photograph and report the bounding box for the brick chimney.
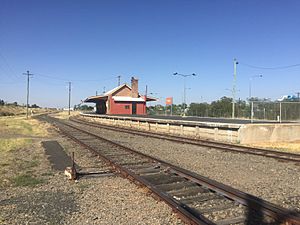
[131,77,139,98]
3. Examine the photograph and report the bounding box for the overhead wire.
[34,73,117,82]
[0,81,23,86]
[32,78,68,86]
[0,61,20,82]
[0,50,20,81]
[239,61,300,70]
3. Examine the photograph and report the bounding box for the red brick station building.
[84,77,156,115]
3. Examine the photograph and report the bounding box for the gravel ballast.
[0,119,183,225]
[77,118,300,212]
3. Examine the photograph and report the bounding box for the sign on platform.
[166,97,173,105]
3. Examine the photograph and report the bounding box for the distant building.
[84,77,156,115]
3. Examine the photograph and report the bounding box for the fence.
[148,101,300,122]
[251,101,300,122]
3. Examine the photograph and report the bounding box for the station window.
[125,105,130,109]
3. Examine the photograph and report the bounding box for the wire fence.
[251,101,300,122]
[148,101,300,122]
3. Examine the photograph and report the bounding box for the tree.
[74,104,94,111]
[188,103,210,117]
[0,99,4,106]
[210,97,232,117]
[31,104,40,108]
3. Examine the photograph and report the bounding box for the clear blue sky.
[1,0,300,108]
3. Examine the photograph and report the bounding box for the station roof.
[84,83,157,103]
[84,95,108,102]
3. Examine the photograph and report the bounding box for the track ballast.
[38,115,300,225]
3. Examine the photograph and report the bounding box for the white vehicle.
[277,95,296,101]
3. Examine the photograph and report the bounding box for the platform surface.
[82,112,293,125]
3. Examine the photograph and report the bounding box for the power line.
[239,61,300,70]
[0,62,19,82]
[0,81,23,86]
[35,73,69,81]
[33,79,67,86]
[0,50,20,81]
[35,73,116,82]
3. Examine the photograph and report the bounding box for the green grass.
[0,216,5,224]
[15,159,41,175]
[22,159,40,169]
[77,183,90,191]
[11,174,43,187]
[0,116,50,188]
[0,138,32,153]
[41,172,54,177]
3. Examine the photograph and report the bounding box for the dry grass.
[0,105,26,116]
[0,116,49,137]
[0,138,32,153]
[249,141,300,153]
[11,174,43,187]
[0,105,54,117]
[0,116,50,188]
[50,111,80,120]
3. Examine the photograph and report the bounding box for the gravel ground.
[59,137,183,225]
[0,120,183,225]
[75,118,300,212]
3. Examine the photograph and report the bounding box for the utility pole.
[23,70,33,119]
[68,82,71,116]
[232,58,238,119]
[296,92,300,101]
[117,75,121,86]
[296,92,300,120]
[183,77,186,111]
[145,85,148,114]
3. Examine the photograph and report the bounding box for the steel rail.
[41,115,300,225]
[42,116,213,225]
[70,116,300,164]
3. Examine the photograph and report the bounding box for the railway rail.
[38,114,300,225]
[70,116,300,164]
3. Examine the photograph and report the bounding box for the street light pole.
[232,59,238,119]
[173,72,196,116]
[249,75,262,123]
[249,75,263,100]
[183,77,186,110]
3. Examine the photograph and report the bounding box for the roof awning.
[112,96,145,102]
[84,95,108,103]
[145,96,157,102]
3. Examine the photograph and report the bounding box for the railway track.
[70,116,300,164]
[39,115,300,225]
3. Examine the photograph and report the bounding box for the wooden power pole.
[23,70,33,119]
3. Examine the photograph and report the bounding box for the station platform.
[80,113,300,144]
